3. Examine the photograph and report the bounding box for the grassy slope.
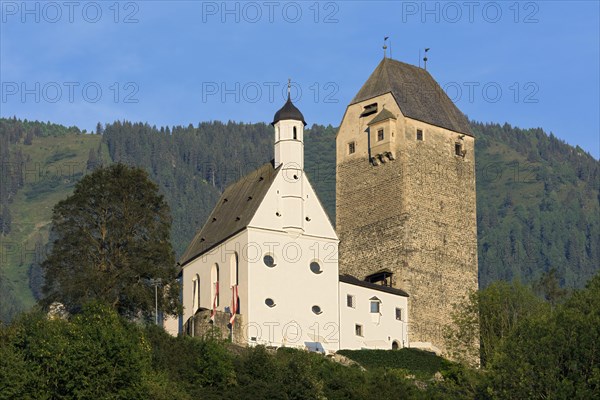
[3,134,101,309]
[337,348,447,380]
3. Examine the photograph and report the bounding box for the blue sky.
[1,1,599,157]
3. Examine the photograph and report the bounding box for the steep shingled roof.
[351,58,472,135]
[179,161,281,266]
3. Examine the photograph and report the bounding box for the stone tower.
[336,58,478,354]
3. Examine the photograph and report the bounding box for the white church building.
[171,90,409,352]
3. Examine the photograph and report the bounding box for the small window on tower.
[377,129,384,141]
[416,129,423,141]
[293,126,297,140]
[310,261,322,274]
[455,143,463,156]
[263,254,276,268]
[348,142,356,154]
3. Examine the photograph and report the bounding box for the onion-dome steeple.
[272,81,306,126]
[272,95,306,126]
[271,79,305,171]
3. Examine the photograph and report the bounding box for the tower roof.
[272,95,306,126]
[351,58,472,135]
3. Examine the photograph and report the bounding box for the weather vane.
[383,36,389,58]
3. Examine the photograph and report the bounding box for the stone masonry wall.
[336,95,479,356]
[184,309,245,345]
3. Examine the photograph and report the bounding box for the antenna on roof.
[423,48,430,70]
[383,36,389,58]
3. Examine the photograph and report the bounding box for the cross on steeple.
[287,78,291,99]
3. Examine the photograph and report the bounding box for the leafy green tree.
[490,273,600,398]
[445,280,548,367]
[2,303,155,399]
[41,163,180,320]
[145,325,235,398]
[534,267,568,306]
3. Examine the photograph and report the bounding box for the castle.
[169,57,478,355]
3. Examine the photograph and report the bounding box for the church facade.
[173,57,477,356]
[175,86,409,352]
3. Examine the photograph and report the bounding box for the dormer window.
[377,129,384,141]
[370,297,381,313]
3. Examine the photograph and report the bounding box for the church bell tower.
[271,81,307,232]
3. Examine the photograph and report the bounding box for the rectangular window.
[355,324,363,337]
[455,143,463,156]
[348,142,356,154]
[377,129,384,141]
[396,307,403,321]
[370,301,380,313]
[416,129,423,141]
[347,294,355,308]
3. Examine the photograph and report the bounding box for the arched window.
[211,264,219,307]
[293,126,297,140]
[192,275,200,313]
[230,253,238,287]
[392,340,400,350]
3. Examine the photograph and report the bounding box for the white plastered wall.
[339,281,409,350]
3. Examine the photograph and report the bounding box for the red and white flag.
[230,285,238,326]
[210,281,219,322]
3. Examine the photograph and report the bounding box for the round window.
[265,298,276,308]
[310,261,322,274]
[263,254,276,268]
[312,305,322,315]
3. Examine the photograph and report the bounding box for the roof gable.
[249,171,338,240]
[368,108,397,125]
[179,161,281,265]
[351,58,472,135]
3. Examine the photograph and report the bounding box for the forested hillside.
[473,122,599,288]
[0,118,102,322]
[0,117,598,322]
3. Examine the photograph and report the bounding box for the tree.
[1,303,156,399]
[445,280,548,367]
[41,163,180,320]
[490,273,600,398]
[534,267,568,306]
[0,205,11,235]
